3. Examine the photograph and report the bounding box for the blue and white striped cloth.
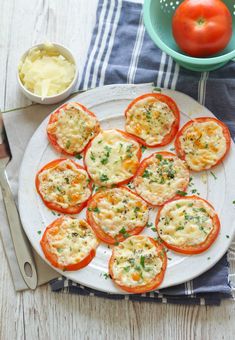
[51,0,234,305]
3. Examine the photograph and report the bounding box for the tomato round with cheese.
[155,196,220,254]
[87,187,149,244]
[125,93,180,147]
[133,152,189,206]
[174,117,231,171]
[40,216,99,271]
[35,159,92,214]
[109,235,167,293]
[47,102,100,156]
[84,129,142,187]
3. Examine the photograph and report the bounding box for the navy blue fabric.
[51,0,234,305]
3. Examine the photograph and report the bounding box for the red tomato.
[47,102,100,156]
[86,186,148,244]
[35,159,92,214]
[174,117,231,171]
[40,216,97,271]
[155,196,220,254]
[125,93,180,147]
[109,237,167,293]
[172,0,232,57]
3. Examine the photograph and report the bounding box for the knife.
[0,115,37,289]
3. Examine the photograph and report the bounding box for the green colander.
[143,0,235,72]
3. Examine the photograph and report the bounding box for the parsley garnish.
[176,226,184,231]
[142,169,151,178]
[226,235,230,239]
[146,222,153,228]
[66,140,71,149]
[90,152,96,161]
[156,154,163,161]
[37,230,41,235]
[141,146,147,153]
[65,177,69,184]
[93,207,100,213]
[176,190,187,196]
[119,227,130,238]
[140,255,145,268]
[57,248,63,253]
[151,227,157,232]
[100,174,109,182]
[210,171,217,180]
[74,154,82,160]
[103,273,110,279]
[152,87,161,92]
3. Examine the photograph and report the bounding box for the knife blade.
[0,114,37,289]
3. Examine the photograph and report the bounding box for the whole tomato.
[172,0,232,57]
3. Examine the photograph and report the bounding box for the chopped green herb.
[93,207,100,213]
[176,203,181,208]
[146,222,153,228]
[152,87,161,92]
[207,257,211,260]
[119,227,130,238]
[151,227,157,232]
[56,186,62,192]
[176,226,184,231]
[199,208,207,213]
[232,201,235,205]
[103,273,110,279]
[65,177,69,184]
[176,190,187,196]
[57,248,63,253]
[100,174,109,182]
[210,171,217,180]
[188,203,193,207]
[191,189,197,194]
[156,154,163,161]
[66,140,71,149]
[114,241,119,246]
[226,235,230,239]
[134,207,140,213]
[124,266,131,272]
[141,146,147,153]
[90,152,96,161]
[140,255,145,268]
[101,158,108,165]
[37,230,41,235]
[142,169,151,178]
[169,147,175,152]
[52,211,56,216]
[74,154,82,160]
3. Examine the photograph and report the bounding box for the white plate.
[18,83,235,294]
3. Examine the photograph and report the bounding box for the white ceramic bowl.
[17,42,78,105]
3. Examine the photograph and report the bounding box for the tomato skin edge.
[155,195,220,255]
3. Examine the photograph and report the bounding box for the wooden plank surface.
[0,1,235,339]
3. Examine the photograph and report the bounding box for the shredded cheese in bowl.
[18,43,76,99]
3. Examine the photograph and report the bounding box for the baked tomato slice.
[47,102,100,156]
[40,216,99,271]
[174,117,231,172]
[109,235,167,293]
[155,196,220,255]
[35,158,92,214]
[133,151,189,207]
[125,93,180,147]
[86,186,149,244]
[84,129,142,187]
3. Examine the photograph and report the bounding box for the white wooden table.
[0,1,234,339]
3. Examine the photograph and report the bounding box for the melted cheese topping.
[45,217,98,267]
[157,199,215,247]
[47,103,100,154]
[38,159,91,208]
[125,97,175,145]
[90,188,149,238]
[179,120,227,171]
[111,236,163,288]
[85,130,140,186]
[134,154,189,205]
